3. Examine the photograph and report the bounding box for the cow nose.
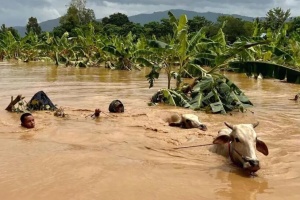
[198,124,207,131]
[249,160,259,167]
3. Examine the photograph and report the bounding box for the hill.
[39,18,60,32]
[14,18,60,36]
[128,9,254,24]
[14,9,255,36]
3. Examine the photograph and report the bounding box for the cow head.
[213,122,268,173]
[181,114,207,131]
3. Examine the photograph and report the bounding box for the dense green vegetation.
[1,0,300,113]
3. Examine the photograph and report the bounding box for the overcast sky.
[1,0,299,27]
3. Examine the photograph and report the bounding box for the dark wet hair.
[109,100,124,113]
[20,113,32,123]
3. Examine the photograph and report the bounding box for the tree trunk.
[165,62,171,89]
[167,73,171,89]
[5,95,23,112]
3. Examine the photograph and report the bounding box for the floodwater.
[0,61,299,200]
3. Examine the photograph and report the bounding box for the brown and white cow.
[212,122,269,173]
[168,113,207,131]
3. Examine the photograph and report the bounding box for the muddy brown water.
[0,62,299,200]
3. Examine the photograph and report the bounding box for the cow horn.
[224,122,233,130]
[252,121,259,128]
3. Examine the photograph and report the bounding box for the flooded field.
[0,62,299,200]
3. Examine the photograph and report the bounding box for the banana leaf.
[192,53,216,66]
[145,65,160,88]
[189,92,204,110]
[102,45,122,57]
[215,40,269,66]
[158,89,191,108]
[169,90,191,108]
[182,63,207,78]
[256,62,274,78]
[216,81,234,104]
[273,65,286,80]
[150,75,253,114]
[287,68,300,83]
[210,89,226,114]
[200,91,215,106]
[229,61,300,84]
[162,89,176,106]
[225,78,253,106]
[191,76,213,96]
[210,102,226,113]
[150,89,190,107]
[188,28,206,53]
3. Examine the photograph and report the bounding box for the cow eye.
[235,138,240,142]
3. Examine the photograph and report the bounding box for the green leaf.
[177,15,188,32]
[145,65,160,88]
[168,11,178,25]
[191,76,213,94]
[169,90,191,108]
[178,29,188,59]
[162,89,176,106]
[189,92,204,110]
[102,45,122,57]
[210,102,225,113]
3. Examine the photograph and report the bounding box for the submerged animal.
[212,122,269,173]
[54,107,66,117]
[168,113,207,131]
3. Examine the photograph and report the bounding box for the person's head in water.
[115,103,123,113]
[109,100,124,113]
[20,113,35,129]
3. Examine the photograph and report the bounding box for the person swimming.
[108,100,124,113]
[20,113,35,129]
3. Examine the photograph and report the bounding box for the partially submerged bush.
[6,91,57,113]
[27,91,57,111]
[150,75,253,114]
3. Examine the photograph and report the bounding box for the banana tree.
[0,30,21,60]
[144,11,209,89]
[20,31,44,61]
[102,32,145,70]
[40,32,78,66]
[228,22,300,83]
[238,23,295,67]
[148,12,271,113]
[72,24,106,67]
[186,23,228,75]
[288,32,300,68]
[144,39,176,89]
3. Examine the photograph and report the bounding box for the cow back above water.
[212,122,269,173]
[168,113,207,131]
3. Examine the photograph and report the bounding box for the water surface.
[0,62,299,200]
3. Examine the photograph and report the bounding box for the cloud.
[0,0,65,26]
[0,0,298,27]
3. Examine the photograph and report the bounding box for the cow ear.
[213,135,231,144]
[256,139,269,156]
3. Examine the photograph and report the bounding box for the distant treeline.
[1,0,299,44]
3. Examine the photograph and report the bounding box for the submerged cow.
[168,113,207,131]
[212,122,269,173]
